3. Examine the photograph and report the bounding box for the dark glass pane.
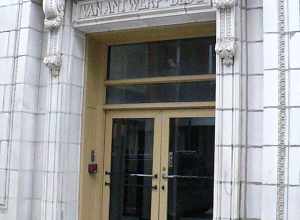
[109,44,148,80]
[107,37,215,80]
[168,118,215,220]
[148,41,178,76]
[106,81,215,104]
[109,119,154,220]
[180,38,216,75]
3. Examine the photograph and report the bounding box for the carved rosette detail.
[215,37,236,66]
[43,0,65,76]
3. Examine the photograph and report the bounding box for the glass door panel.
[103,112,161,220]
[160,114,215,220]
[104,111,215,220]
[109,118,154,220]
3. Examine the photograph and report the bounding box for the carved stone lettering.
[129,0,139,10]
[149,0,161,8]
[80,5,92,17]
[108,0,120,13]
[78,0,209,19]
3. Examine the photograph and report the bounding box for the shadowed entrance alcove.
[81,22,217,220]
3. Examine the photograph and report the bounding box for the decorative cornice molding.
[43,0,65,76]
[215,37,236,66]
[214,0,235,9]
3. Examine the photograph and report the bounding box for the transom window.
[105,37,216,105]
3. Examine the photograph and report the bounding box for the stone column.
[34,1,85,220]
[213,0,247,219]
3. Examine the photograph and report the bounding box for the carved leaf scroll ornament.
[215,37,236,66]
[44,54,62,77]
[214,0,236,66]
[43,0,65,76]
[43,0,65,30]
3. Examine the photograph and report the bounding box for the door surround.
[40,1,244,220]
[80,8,246,218]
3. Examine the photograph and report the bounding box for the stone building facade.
[0,0,299,220]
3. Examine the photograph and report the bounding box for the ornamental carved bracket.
[43,0,65,76]
[215,37,236,65]
[44,54,62,74]
[214,0,236,66]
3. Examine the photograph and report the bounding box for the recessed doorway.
[80,22,216,220]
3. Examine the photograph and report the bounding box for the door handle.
[129,173,158,179]
[105,171,158,178]
[162,174,213,179]
[162,174,176,179]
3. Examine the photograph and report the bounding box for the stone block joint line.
[0,0,23,210]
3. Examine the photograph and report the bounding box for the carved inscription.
[78,0,208,19]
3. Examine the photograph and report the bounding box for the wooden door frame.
[159,109,215,220]
[102,110,163,220]
[102,109,215,220]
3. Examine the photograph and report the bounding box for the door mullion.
[159,112,170,220]
[151,113,162,220]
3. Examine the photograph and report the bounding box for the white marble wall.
[0,0,44,219]
[0,0,300,220]
[0,0,85,220]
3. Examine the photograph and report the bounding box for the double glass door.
[103,110,215,220]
